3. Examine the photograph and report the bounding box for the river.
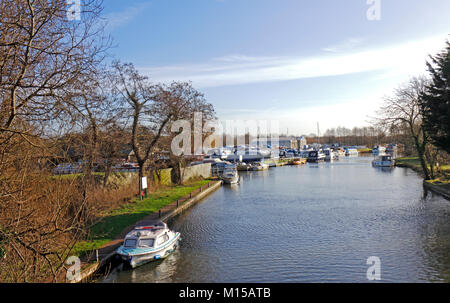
[103,156,450,283]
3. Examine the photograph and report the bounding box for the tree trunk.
[414,137,430,180]
[103,162,112,187]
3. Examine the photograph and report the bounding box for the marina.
[103,156,450,283]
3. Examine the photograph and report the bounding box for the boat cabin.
[123,221,170,249]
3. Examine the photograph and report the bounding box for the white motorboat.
[116,220,181,268]
[323,148,339,161]
[220,164,240,184]
[344,148,359,156]
[372,145,386,155]
[225,145,271,162]
[251,162,269,171]
[307,150,325,162]
[372,154,395,167]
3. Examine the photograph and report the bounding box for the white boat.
[205,147,232,159]
[251,162,269,171]
[225,145,272,162]
[372,145,386,155]
[372,154,395,167]
[307,150,325,162]
[323,149,339,161]
[299,150,311,158]
[220,164,240,184]
[116,220,181,268]
[344,148,359,156]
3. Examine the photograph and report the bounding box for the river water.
[103,156,450,283]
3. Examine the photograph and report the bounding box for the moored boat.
[372,154,395,167]
[220,164,240,184]
[323,149,339,161]
[291,158,307,165]
[251,162,269,171]
[372,145,386,155]
[116,220,181,268]
[307,150,325,163]
[344,148,359,156]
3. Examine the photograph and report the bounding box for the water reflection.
[104,157,450,283]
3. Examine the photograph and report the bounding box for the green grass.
[50,172,106,180]
[396,157,450,172]
[72,179,211,257]
[395,157,423,170]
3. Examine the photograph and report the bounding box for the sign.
[141,177,147,189]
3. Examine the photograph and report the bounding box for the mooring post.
[190,192,192,198]
[158,210,161,218]
[176,200,179,207]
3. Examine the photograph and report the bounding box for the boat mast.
[317,122,320,146]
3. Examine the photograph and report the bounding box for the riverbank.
[66,179,222,283]
[395,157,450,199]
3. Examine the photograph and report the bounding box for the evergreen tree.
[420,40,450,153]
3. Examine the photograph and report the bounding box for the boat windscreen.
[139,238,155,248]
[124,239,137,248]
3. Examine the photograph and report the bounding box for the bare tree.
[0,0,111,282]
[111,62,175,197]
[375,76,432,179]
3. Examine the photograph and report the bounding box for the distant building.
[252,137,300,149]
[297,136,307,150]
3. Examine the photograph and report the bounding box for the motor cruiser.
[116,220,181,268]
[220,164,240,184]
[372,154,395,167]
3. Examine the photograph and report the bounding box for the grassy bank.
[73,179,211,257]
[395,157,450,198]
[395,157,450,174]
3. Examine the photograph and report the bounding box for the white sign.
[142,177,147,189]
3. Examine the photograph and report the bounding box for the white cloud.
[139,34,448,88]
[321,37,366,53]
[217,96,384,136]
[102,2,151,31]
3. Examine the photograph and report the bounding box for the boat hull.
[118,233,181,269]
[372,160,395,167]
[221,175,239,184]
[307,156,325,163]
[251,165,269,171]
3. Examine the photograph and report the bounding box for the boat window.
[157,234,170,245]
[124,239,137,248]
[139,238,155,248]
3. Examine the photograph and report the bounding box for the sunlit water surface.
[103,157,450,283]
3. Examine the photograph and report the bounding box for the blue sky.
[99,0,450,135]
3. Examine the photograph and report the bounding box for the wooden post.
[189,192,192,198]
[158,210,161,218]
[176,200,179,208]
